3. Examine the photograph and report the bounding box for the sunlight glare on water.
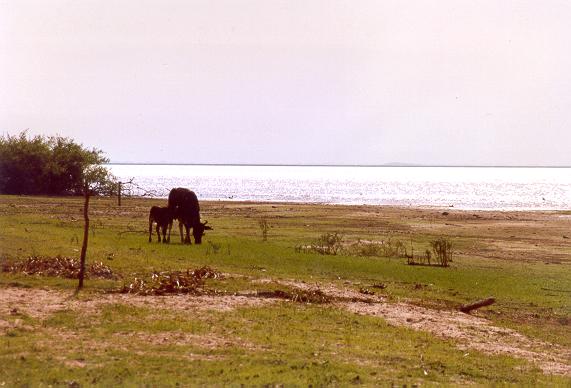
[108,165,571,210]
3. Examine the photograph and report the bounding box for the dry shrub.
[296,232,343,255]
[359,287,375,295]
[118,266,223,296]
[206,241,221,254]
[358,243,383,257]
[407,238,453,267]
[297,232,412,259]
[191,266,222,280]
[430,237,453,266]
[1,256,116,279]
[380,238,408,257]
[257,288,331,304]
[258,218,270,241]
[347,238,407,258]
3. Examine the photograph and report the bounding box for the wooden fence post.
[76,184,90,293]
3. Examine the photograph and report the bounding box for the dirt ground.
[206,201,571,264]
[1,279,569,377]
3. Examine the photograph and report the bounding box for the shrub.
[258,217,270,241]
[296,232,344,255]
[297,234,413,258]
[207,240,221,254]
[381,237,408,258]
[0,131,115,195]
[257,288,331,304]
[430,237,453,267]
[352,240,384,257]
[314,232,344,255]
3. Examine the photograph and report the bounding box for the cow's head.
[193,220,213,244]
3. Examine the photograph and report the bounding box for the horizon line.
[106,162,571,168]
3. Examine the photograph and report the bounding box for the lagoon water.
[108,164,571,211]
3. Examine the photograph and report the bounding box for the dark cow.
[148,206,173,243]
[167,188,212,244]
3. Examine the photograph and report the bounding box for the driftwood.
[459,297,495,313]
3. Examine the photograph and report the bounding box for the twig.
[118,230,147,236]
[541,288,571,293]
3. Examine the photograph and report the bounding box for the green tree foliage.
[0,131,116,195]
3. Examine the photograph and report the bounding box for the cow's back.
[168,188,200,222]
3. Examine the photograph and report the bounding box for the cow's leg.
[166,221,172,243]
[184,223,191,244]
[179,220,184,243]
[156,224,161,242]
[148,218,153,242]
[161,225,167,243]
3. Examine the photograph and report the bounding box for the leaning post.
[76,183,90,293]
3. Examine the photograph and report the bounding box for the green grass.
[1,300,566,386]
[0,195,570,385]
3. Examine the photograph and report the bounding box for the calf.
[148,206,173,243]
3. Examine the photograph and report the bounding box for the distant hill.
[381,162,422,167]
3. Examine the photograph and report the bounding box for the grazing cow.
[148,206,173,243]
[168,188,212,244]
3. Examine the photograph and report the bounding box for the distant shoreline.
[121,197,571,213]
[106,163,571,169]
[0,194,568,212]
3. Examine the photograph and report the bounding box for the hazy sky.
[1,1,570,165]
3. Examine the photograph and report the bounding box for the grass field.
[1,195,570,386]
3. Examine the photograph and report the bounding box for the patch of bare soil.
[346,301,570,376]
[0,288,72,320]
[1,284,569,376]
[256,279,571,376]
[0,286,274,363]
[0,287,275,327]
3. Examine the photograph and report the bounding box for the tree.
[0,131,115,196]
[0,131,116,293]
[76,165,114,293]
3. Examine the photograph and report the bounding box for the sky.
[1,1,571,166]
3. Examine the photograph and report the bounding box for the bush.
[295,232,344,255]
[381,237,408,258]
[316,232,344,255]
[258,217,270,241]
[430,237,453,267]
[352,240,384,257]
[348,237,408,258]
[0,131,115,195]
